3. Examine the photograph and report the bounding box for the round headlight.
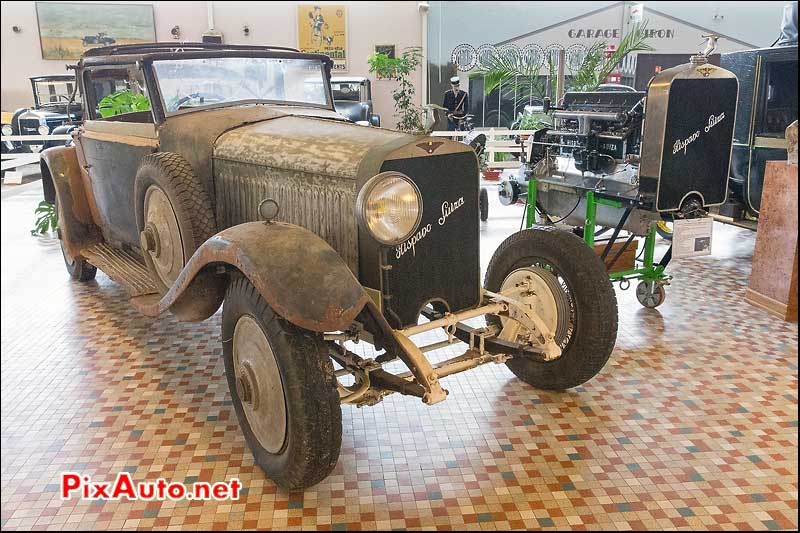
[1,124,12,136]
[357,172,422,245]
[38,124,50,136]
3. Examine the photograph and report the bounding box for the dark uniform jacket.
[443,89,469,118]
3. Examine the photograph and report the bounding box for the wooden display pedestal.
[745,160,798,322]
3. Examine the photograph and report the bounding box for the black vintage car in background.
[6,75,82,153]
[720,44,798,221]
[330,76,380,126]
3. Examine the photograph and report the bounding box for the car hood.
[213,112,412,181]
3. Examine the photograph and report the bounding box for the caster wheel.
[636,281,666,308]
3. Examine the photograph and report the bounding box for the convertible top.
[81,42,301,57]
[77,42,332,70]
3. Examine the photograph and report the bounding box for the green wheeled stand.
[525,178,672,309]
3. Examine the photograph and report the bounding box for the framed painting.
[374,44,396,59]
[36,2,156,60]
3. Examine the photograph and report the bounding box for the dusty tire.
[134,152,216,291]
[55,197,96,282]
[222,275,342,490]
[484,226,617,390]
[60,239,96,281]
[479,187,489,222]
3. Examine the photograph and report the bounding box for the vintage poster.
[297,4,348,72]
[36,2,155,60]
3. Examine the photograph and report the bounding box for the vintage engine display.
[502,59,738,232]
[499,42,739,307]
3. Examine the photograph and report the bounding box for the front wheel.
[484,226,618,390]
[222,276,342,489]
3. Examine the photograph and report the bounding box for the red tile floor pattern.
[1,181,798,531]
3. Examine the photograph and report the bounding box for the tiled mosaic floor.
[1,180,797,531]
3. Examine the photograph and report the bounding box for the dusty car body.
[8,75,82,153]
[45,43,617,490]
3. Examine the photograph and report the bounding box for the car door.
[74,64,159,249]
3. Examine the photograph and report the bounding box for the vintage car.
[8,75,83,153]
[43,43,617,490]
[720,44,797,222]
[330,76,380,126]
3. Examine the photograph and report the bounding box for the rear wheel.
[484,226,617,390]
[222,276,342,489]
[55,197,96,282]
[60,239,96,281]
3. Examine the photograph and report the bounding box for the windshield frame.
[30,76,81,109]
[141,51,335,121]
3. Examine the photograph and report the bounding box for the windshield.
[34,79,81,106]
[153,57,330,114]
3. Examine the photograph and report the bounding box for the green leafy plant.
[514,111,553,130]
[98,89,151,118]
[31,200,57,236]
[367,47,424,132]
[570,23,653,91]
[474,23,653,98]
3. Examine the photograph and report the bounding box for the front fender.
[132,222,371,332]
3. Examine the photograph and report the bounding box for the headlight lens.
[357,172,422,245]
[1,124,12,136]
[38,124,50,135]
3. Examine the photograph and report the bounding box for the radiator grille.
[19,119,40,133]
[214,160,359,273]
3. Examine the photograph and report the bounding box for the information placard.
[672,217,714,259]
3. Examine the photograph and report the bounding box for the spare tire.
[134,152,216,291]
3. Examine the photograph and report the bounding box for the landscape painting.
[36,2,155,60]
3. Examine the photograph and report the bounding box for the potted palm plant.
[473,23,653,115]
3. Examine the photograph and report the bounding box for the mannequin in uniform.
[443,76,469,131]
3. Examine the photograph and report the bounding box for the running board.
[81,243,159,296]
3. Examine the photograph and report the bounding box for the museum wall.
[0,1,424,129]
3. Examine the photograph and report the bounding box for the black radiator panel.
[655,78,738,211]
[379,152,481,328]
